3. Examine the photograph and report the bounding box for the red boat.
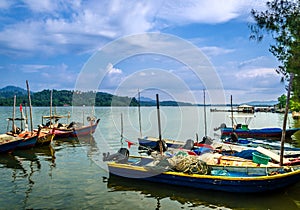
[46,119,100,139]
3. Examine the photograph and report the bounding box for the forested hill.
[0,86,193,107]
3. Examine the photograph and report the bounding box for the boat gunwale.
[107,160,300,181]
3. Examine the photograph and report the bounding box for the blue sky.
[0,0,286,104]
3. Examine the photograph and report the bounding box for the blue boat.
[16,131,38,149]
[0,134,23,153]
[105,154,300,193]
[215,114,300,139]
[220,127,300,139]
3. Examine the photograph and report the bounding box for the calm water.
[0,106,300,210]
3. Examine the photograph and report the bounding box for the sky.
[0,0,287,104]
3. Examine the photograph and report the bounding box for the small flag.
[19,104,23,112]
[125,140,135,149]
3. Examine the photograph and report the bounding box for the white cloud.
[157,0,266,24]
[236,68,278,79]
[106,63,122,74]
[22,0,55,12]
[201,46,235,57]
[0,0,269,57]
[20,64,50,73]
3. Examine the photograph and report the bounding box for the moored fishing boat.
[0,134,23,153]
[47,118,100,139]
[36,130,55,146]
[215,112,300,140]
[104,152,300,193]
[39,90,100,139]
[137,136,214,156]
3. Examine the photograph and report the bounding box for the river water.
[0,106,300,210]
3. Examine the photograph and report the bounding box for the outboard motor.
[102,148,130,163]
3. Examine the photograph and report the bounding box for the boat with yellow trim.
[104,150,300,193]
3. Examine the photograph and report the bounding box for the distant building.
[237,104,254,113]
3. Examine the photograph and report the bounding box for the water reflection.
[107,174,300,210]
[0,145,56,208]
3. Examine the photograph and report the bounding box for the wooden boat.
[221,138,300,157]
[15,131,38,148]
[220,127,300,139]
[36,130,55,146]
[215,114,300,139]
[105,154,300,193]
[138,136,214,151]
[41,110,99,139]
[0,134,23,153]
[47,119,100,139]
[211,141,300,164]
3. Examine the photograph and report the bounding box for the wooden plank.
[256,146,289,164]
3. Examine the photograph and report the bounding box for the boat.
[39,90,100,139]
[104,152,300,193]
[211,141,300,164]
[105,91,300,193]
[138,136,214,153]
[215,114,300,139]
[16,131,38,149]
[47,118,100,139]
[0,134,23,153]
[40,113,100,139]
[220,137,300,156]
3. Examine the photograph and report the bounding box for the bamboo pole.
[203,89,207,137]
[50,89,53,125]
[121,113,123,140]
[26,80,33,133]
[156,94,163,154]
[280,73,294,166]
[20,103,23,131]
[138,90,142,138]
[230,95,234,131]
[12,95,16,134]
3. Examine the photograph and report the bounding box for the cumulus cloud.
[0,0,268,57]
[157,0,266,24]
[106,63,122,74]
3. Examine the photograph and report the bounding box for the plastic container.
[252,152,270,165]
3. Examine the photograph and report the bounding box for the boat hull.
[108,162,300,193]
[16,135,38,149]
[221,127,300,139]
[51,119,100,139]
[0,137,23,153]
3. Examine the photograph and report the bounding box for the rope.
[170,155,209,175]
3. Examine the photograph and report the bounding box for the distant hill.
[0,86,192,107]
[0,85,277,107]
[139,96,154,102]
[245,100,278,106]
[0,86,28,98]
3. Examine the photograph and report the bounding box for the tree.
[250,0,300,104]
[277,94,286,109]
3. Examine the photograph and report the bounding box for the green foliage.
[0,86,191,107]
[250,0,300,77]
[277,94,286,108]
[0,89,144,107]
[290,99,300,112]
